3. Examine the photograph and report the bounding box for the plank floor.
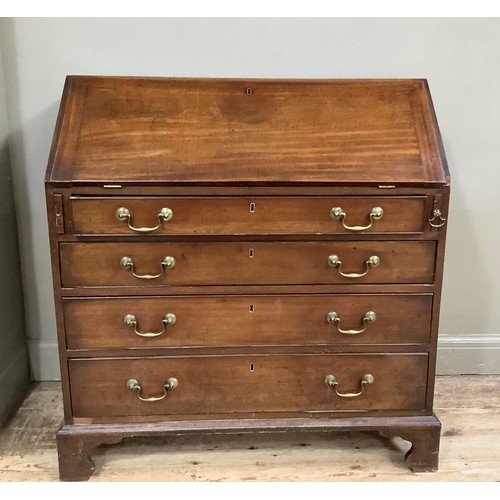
[0,376,499,482]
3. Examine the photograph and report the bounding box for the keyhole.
[245,87,253,95]
[249,248,255,258]
[249,304,254,313]
[249,202,256,213]
[250,363,255,372]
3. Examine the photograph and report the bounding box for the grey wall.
[1,18,499,379]
[0,34,29,422]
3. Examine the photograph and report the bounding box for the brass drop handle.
[324,373,374,398]
[330,206,383,231]
[328,254,380,278]
[326,311,376,335]
[115,206,173,233]
[120,255,175,280]
[126,377,178,402]
[123,313,177,337]
[428,209,447,228]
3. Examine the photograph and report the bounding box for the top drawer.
[70,196,427,236]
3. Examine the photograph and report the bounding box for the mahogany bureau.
[45,77,450,481]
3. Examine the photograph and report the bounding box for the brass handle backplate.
[326,311,376,335]
[120,255,175,280]
[124,313,177,337]
[328,254,380,278]
[126,377,178,402]
[428,209,447,228]
[330,206,383,231]
[116,206,173,233]
[324,373,374,398]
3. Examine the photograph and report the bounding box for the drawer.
[69,353,428,418]
[70,196,427,235]
[64,294,433,349]
[60,241,436,287]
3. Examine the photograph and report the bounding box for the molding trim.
[437,335,500,375]
[26,336,500,380]
[27,341,61,381]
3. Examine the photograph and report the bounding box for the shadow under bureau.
[45,77,450,481]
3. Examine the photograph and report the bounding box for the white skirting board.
[26,336,500,381]
[436,335,500,375]
[27,341,61,381]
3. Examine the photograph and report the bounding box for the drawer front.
[69,353,428,418]
[60,241,436,287]
[71,196,427,235]
[64,294,433,349]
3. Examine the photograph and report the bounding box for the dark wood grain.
[425,186,451,410]
[63,294,432,350]
[382,417,441,472]
[69,353,428,418]
[45,77,449,479]
[59,241,436,287]
[71,196,427,235]
[45,189,74,421]
[46,77,446,185]
[56,185,449,196]
[55,414,441,480]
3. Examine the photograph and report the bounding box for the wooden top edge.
[63,75,429,85]
[45,76,73,183]
[44,180,449,187]
[422,80,451,181]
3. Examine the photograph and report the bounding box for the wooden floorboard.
[0,376,499,481]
